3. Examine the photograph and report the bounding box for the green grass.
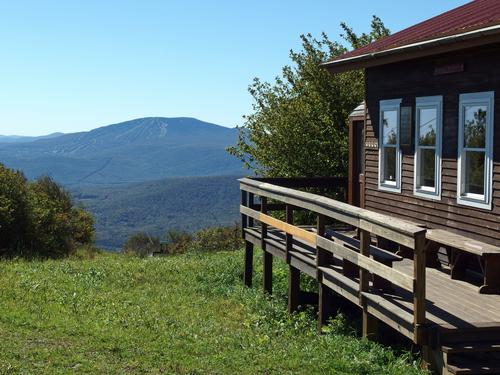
[0,251,427,374]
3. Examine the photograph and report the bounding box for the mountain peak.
[0,116,241,185]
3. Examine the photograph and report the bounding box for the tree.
[228,16,390,177]
[0,165,30,253]
[0,165,95,258]
[27,176,95,257]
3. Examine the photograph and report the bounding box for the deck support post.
[288,265,300,313]
[244,241,253,287]
[317,282,336,332]
[359,229,378,340]
[285,205,293,263]
[413,232,427,344]
[316,214,331,278]
[362,308,379,341]
[263,250,273,294]
[240,190,248,238]
[260,196,272,294]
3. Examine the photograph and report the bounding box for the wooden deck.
[239,177,500,374]
[245,226,500,331]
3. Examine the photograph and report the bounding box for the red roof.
[330,0,500,62]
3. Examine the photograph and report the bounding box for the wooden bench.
[325,229,403,292]
[426,229,500,294]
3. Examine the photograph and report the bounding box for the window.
[457,91,494,209]
[414,96,442,199]
[379,99,402,192]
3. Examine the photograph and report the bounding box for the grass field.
[0,250,427,374]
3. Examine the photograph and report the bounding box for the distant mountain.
[0,117,242,184]
[71,175,241,250]
[0,132,64,143]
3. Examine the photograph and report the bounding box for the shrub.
[123,232,160,257]
[163,229,193,255]
[70,244,102,260]
[0,166,95,258]
[0,164,30,255]
[191,224,243,253]
[26,176,95,258]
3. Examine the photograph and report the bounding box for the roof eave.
[321,24,500,74]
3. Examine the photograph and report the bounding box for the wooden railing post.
[240,190,248,238]
[315,214,329,276]
[242,188,254,287]
[317,213,337,331]
[285,204,293,263]
[413,232,427,344]
[261,197,272,294]
[248,193,254,227]
[244,241,253,287]
[360,229,378,340]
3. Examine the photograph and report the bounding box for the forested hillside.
[71,175,241,249]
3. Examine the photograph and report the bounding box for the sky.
[0,0,468,136]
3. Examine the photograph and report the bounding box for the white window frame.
[414,96,442,200]
[457,91,494,210]
[378,99,402,193]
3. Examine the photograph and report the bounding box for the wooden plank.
[253,176,347,189]
[363,292,415,340]
[320,266,360,305]
[239,178,425,239]
[289,252,317,279]
[240,205,317,244]
[427,229,500,255]
[317,236,414,292]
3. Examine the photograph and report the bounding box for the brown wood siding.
[364,42,500,246]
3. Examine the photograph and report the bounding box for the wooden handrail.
[240,177,425,247]
[253,176,347,189]
[239,177,428,344]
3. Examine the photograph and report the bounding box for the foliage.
[122,232,160,258]
[0,251,427,374]
[190,224,243,253]
[124,225,244,257]
[164,229,193,254]
[0,164,30,253]
[71,175,241,250]
[228,16,390,177]
[0,164,95,258]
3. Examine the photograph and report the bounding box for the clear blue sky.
[0,0,468,136]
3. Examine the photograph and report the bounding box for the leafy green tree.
[27,176,95,257]
[0,164,30,253]
[0,165,95,258]
[228,16,390,177]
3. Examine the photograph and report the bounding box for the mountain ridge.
[0,117,242,185]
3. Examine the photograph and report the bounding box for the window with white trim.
[414,96,442,199]
[379,99,402,192]
[457,91,494,209]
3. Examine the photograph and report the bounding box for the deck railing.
[239,177,427,344]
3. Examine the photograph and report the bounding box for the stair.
[437,328,500,374]
[442,343,500,354]
[446,358,500,374]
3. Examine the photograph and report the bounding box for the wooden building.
[240,1,500,374]
[326,0,500,247]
